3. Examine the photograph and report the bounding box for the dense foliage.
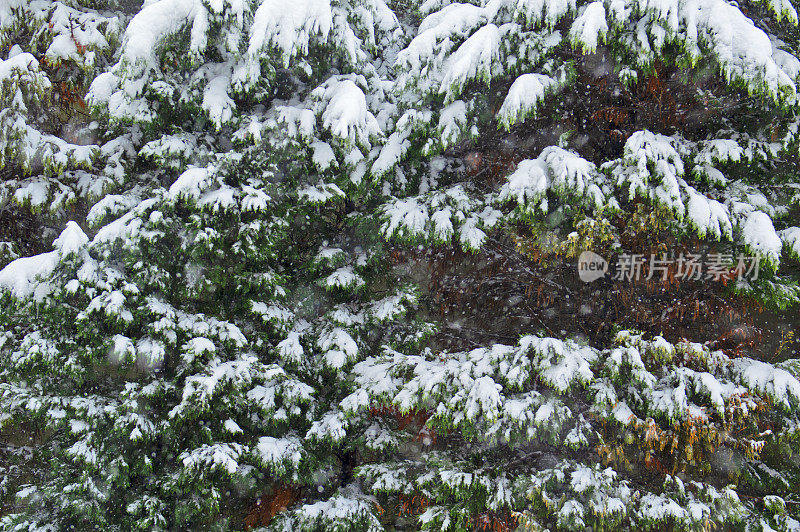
[0,0,799,530]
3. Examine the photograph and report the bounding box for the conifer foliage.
[0,0,799,531]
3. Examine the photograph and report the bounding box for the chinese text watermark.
[578,251,760,283]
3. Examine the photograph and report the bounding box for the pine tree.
[0,1,124,258]
[1,1,424,529]
[0,0,799,531]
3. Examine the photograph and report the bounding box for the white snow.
[497,73,560,129]
[168,166,214,201]
[779,226,800,259]
[569,2,607,52]
[256,436,303,473]
[732,357,800,408]
[741,210,783,267]
[122,0,200,71]
[439,24,503,102]
[316,79,381,146]
[249,0,333,66]
[0,222,87,300]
